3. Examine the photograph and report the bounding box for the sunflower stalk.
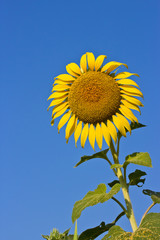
[110,140,138,232]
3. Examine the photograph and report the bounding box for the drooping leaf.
[123,152,152,168]
[72,183,120,223]
[102,213,160,239]
[130,122,146,131]
[78,222,114,240]
[143,189,160,203]
[74,149,109,168]
[108,180,120,188]
[110,164,123,169]
[128,169,146,187]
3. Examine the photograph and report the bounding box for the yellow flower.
[48,52,143,150]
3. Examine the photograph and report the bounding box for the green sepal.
[108,180,120,188]
[74,149,109,168]
[110,164,123,169]
[102,213,160,239]
[143,189,160,203]
[128,169,146,187]
[123,152,152,168]
[72,183,120,223]
[130,122,146,131]
[78,222,114,240]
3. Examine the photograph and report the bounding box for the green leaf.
[72,183,120,223]
[143,189,160,203]
[78,222,114,240]
[110,164,123,169]
[42,235,49,240]
[123,152,152,168]
[130,122,146,131]
[62,236,74,240]
[74,149,109,168]
[108,180,120,188]
[128,169,146,187]
[101,225,131,239]
[102,213,160,239]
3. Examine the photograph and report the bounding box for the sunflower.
[48,52,143,150]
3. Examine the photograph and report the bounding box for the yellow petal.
[52,102,68,116]
[66,64,79,77]
[48,96,67,110]
[48,91,69,100]
[116,113,131,134]
[101,61,128,73]
[81,123,89,148]
[87,52,95,71]
[88,124,96,150]
[80,53,87,73]
[57,110,71,132]
[95,55,107,71]
[107,120,117,143]
[120,90,143,98]
[121,99,141,113]
[95,123,103,149]
[120,85,143,98]
[112,115,126,137]
[116,79,140,88]
[52,84,70,92]
[74,121,82,147]
[53,105,69,119]
[121,95,143,106]
[101,122,111,147]
[54,79,73,85]
[65,114,76,142]
[119,105,138,123]
[114,72,139,79]
[54,74,75,81]
[66,63,81,75]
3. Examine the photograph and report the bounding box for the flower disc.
[68,71,121,124]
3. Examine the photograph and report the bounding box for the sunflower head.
[48,52,143,150]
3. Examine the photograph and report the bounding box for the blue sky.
[0,0,160,239]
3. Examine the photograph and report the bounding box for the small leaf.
[74,149,109,168]
[78,222,114,240]
[102,213,160,239]
[63,236,74,240]
[110,164,123,169]
[42,235,49,240]
[143,189,160,203]
[108,180,120,188]
[128,169,146,187]
[72,183,120,223]
[123,152,152,168]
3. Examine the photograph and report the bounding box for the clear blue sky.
[0,0,160,239]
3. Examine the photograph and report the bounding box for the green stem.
[112,197,127,213]
[110,140,138,232]
[139,202,156,226]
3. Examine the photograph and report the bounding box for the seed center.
[68,71,121,124]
